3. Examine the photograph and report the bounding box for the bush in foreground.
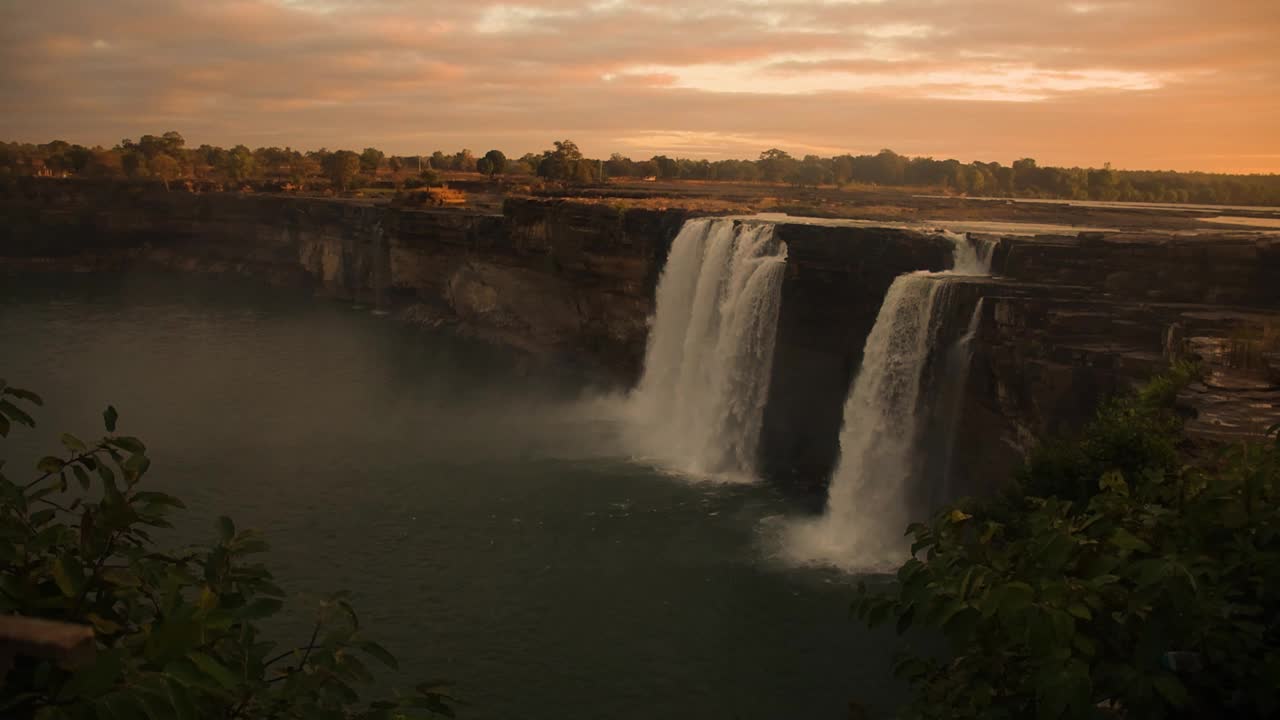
[0,381,454,719]
[854,366,1280,719]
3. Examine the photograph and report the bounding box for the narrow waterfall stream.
[628,218,788,480]
[782,232,993,570]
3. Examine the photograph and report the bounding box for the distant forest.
[3,132,1279,206]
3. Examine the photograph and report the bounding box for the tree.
[148,154,181,190]
[651,155,678,180]
[324,150,361,191]
[84,150,124,179]
[605,153,634,178]
[1089,163,1121,201]
[119,149,146,179]
[757,148,796,182]
[358,147,384,176]
[223,145,258,184]
[0,384,456,718]
[536,140,586,181]
[479,149,507,178]
[452,149,477,172]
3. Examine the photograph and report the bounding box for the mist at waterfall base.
[623,218,787,482]
[776,234,995,573]
[1,272,904,719]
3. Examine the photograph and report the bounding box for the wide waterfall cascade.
[781,232,993,570]
[628,218,788,480]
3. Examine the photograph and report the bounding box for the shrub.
[0,382,455,719]
[853,366,1280,719]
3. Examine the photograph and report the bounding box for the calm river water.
[1,272,902,719]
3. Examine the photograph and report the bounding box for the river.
[0,271,902,719]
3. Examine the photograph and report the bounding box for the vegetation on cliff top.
[0,382,454,719]
[854,364,1280,719]
[3,131,1279,205]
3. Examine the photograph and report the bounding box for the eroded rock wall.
[6,178,1279,497]
[760,225,955,489]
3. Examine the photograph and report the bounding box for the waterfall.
[928,297,985,508]
[629,218,788,480]
[783,233,991,570]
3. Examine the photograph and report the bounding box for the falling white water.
[629,218,788,480]
[781,232,992,570]
[932,297,986,506]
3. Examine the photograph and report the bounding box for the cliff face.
[0,180,684,379]
[947,232,1280,500]
[5,178,1279,498]
[761,224,954,489]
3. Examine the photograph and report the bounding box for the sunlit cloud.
[612,55,1163,99]
[0,0,1276,172]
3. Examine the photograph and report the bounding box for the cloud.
[0,0,1276,171]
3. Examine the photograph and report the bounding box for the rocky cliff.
[0,180,685,379]
[4,177,1278,498]
[948,231,1280,498]
[761,224,955,490]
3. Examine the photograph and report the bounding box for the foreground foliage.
[0,382,454,719]
[855,366,1280,719]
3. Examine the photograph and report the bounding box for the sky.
[1,0,1277,173]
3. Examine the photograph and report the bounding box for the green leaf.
[111,436,146,454]
[1067,603,1092,621]
[359,641,399,670]
[103,406,118,433]
[4,386,44,405]
[124,452,151,473]
[187,651,241,691]
[102,568,142,588]
[60,433,87,452]
[0,413,9,438]
[1110,528,1151,553]
[53,554,86,597]
[30,508,57,527]
[98,463,117,490]
[73,464,91,490]
[1099,471,1129,497]
[996,581,1035,615]
[216,516,235,543]
[0,399,36,428]
[163,657,225,696]
[1153,673,1190,708]
[337,598,360,630]
[131,491,186,509]
[37,456,66,474]
[165,679,195,720]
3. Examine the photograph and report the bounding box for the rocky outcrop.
[990,230,1280,306]
[948,231,1280,499]
[0,179,687,379]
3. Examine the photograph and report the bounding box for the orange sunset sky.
[2,0,1277,173]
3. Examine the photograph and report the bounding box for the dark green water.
[1,273,902,719]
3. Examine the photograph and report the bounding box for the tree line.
[3,132,1278,206]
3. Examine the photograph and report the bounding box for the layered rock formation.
[4,177,1278,496]
[951,231,1280,496]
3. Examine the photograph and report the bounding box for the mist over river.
[1,272,903,719]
